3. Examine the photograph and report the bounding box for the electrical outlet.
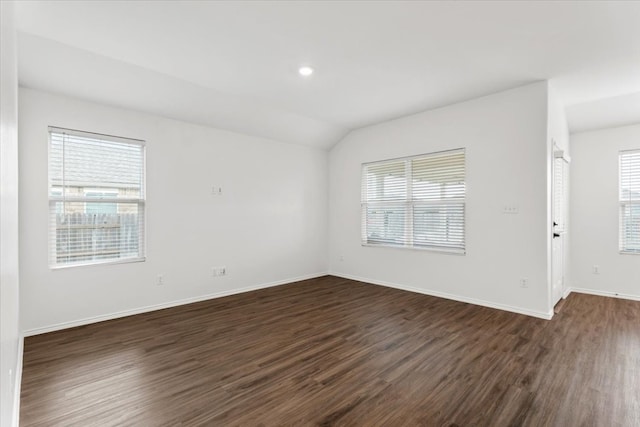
[503,205,519,214]
[520,278,529,288]
[157,274,164,286]
[593,265,600,274]
[339,255,344,262]
[211,186,223,196]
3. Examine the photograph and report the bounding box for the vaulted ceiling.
[15,1,640,149]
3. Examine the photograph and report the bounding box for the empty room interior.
[1,1,640,426]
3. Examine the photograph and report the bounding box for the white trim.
[619,250,640,256]
[566,287,640,302]
[22,272,328,337]
[50,256,146,270]
[361,243,466,255]
[330,272,554,320]
[562,287,572,299]
[12,335,24,427]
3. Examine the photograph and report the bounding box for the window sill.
[619,250,640,256]
[50,256,146,270]
[362,243,465,256]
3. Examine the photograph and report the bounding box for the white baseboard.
[22,272,328,337]
[567,287,640,302]
[562,287,572,299]
[12,335,23,427]
[330,272,554,320]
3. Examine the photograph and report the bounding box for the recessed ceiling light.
[298,66,314,77]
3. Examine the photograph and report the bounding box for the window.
[361,148,465,253]
[48,127,146,267]
[620,149,640,254]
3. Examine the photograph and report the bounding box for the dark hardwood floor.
[20,276,640,426]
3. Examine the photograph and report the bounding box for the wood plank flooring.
[20,275,640,426]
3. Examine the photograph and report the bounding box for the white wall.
[570,124,640,299]
[19,88,329,333]
[329,82,553,318]
[1,1,22,426]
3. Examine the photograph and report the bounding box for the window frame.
[361,148,466,254]
[619,149,640,255]
[48,126,147,269]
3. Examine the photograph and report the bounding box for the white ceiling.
[15,1,640,149]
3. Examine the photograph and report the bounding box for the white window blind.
[620,149,640,254]
[553,157,568,233]
[362,148,466,253]
[48,127,146,267]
